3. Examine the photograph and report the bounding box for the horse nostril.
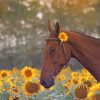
[41,80,48,87]
[41,78,54,88]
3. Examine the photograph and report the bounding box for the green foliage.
[0,91,10,100]
[0,0,99,68]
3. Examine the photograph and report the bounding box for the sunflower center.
[60,34,66,39]
[59,75,65,81]
[25,69,32,77]
[73,79,78,84]
[25,82,39,94]
[75,85,88,99]
[2,72,7,77]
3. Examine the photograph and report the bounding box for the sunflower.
[9,83,19,94]
[82,68,89,73]
[0,80,3,92]
[63,79,72,89]
[58,74,66,81]
[12,86,19,94]
[40,85,45,91]
[71,77,79,85]
[71,71,79,78]
[0,70,10,79]
[49,86,54,90]
[87,83,100,99]
[63,82,71,89]
[21,66,34,80]
[58,32,69,42]
[75,84,89,99]
[32,68,40,78]
[83,80,92,88]
[81,69,95,80]
[64,66,71,73]
[8,95,19,100]
[78,75,86,83]
[12,66,19,74]
[23,81,40,96]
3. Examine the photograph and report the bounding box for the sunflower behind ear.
[58,32,69,42]
[54,21,69,42]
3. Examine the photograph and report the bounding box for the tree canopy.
[0,0,100,69]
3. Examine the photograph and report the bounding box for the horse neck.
[67,31,100,81]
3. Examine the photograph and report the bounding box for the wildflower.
[8,96,19,100]
[49,86,54,90]
[71,72,79,78]
[0,70,10,79]
[63,83,71,89]
[83,80,92,88]
[87,83,100,99]
[40,85,45,91]
[75,84,88,99]
[12,67,19,73]
[58,74,66,81]
[32,68,40,78]
[58,32,68,42]
[21,66,34,80]
[0,80,3,92]
[23,81,40,96]
[71,78,79,85]
[64,66,71,72]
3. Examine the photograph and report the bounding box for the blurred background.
[0,0,100,69]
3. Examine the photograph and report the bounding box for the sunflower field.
[0,66,99,100]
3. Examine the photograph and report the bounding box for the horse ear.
[47,20,53,32]
[55,21,60,34]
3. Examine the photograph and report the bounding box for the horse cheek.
[59,52,66,65]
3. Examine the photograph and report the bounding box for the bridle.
[44,37,68,78]
[45,38,68,65]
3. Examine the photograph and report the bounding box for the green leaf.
[0,91,10,100]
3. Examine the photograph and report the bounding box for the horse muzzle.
[40,77,54,88]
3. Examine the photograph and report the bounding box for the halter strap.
[45,38,59,41]
[62,43,67,65]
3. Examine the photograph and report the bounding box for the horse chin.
[41,77,54,88]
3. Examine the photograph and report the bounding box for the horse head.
[40,21,72,88]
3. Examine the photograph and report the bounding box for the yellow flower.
[32,68,40,78]
[49,86,54,90]
[58,74,66,81]
[71,77,79,85]
[87,83,100,99]
[8,96,19,100]
[12,66,19,73]
[40,85,45,91]
[58,32,68,42]
[0,80,3,92]
[63,82,71,89]
[0,70,10,79]
[23,81,40,96]
[78,75,86,83]
[64,66,71,73]
[75,84,89,99]
[11,85,19,94]
[21,66,34,80]
[71,72,79,78]
[8,96,14,100]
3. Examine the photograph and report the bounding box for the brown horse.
[40,21,100,88]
